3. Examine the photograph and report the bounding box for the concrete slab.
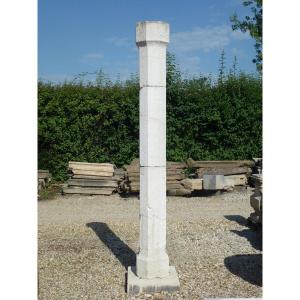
[127,266,180,296]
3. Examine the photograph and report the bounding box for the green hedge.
[38,56,262,180]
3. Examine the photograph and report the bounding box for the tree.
[218,49,226,83]
[230,0,262,72]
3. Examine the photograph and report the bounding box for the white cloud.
[84,52,104,60]
[179,56,201,75]
[171,25,249,53]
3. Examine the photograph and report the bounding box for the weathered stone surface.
[136,21,169,88]
[132,21,178,288]
[248,174,262,225]
[224,174,248,186]
[62,187,113,195]
[199,166,250,176]
[181,178,203,190]
[70,169,114,177]
[139,87,166,167]
[250,194,262,212]
[69,161,114,172]
[127,266,180,296]
[187,158,254,168]
[67,179,118,188]
[137,166,169,278]
[167,188,192,196]
[72,174,120,181]
[203,175,225,190]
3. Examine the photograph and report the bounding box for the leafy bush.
[38,54,262,180]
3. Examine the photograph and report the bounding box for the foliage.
[38,53,262,180]
[230,0,263,72]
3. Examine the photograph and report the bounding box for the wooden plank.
[187,158,254,168]
[63,187,113,195]
[70,169,114,177]
[68,179,118,188]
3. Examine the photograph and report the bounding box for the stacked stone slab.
[63,161,121,195]
[253,157,263,174]
[122,159,187,194]
[187,158,253,189]
[166,162,190,196]
[38,170,51,191]
[249,174,263,225]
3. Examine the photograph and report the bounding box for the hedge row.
[38,56,262,180]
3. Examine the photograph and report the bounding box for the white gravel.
[38,189,262,300]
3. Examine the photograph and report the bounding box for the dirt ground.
[38,190,262,300]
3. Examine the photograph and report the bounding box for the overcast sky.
[38,0,257,83]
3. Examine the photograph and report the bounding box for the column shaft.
[136,21,170,279]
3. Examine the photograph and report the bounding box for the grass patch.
[38,184,62,201]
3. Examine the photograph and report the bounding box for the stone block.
[136,21,169,44]
[181,178,203,190]
[140,87,166,167]
[136,22,169,87]
[127,266,180,296]
[138,166,169,278]
[203,175,225,190]
[138,43,167,87]
[250,194,262,212]
[224,174,247,186]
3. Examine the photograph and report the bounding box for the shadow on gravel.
[224,215,262,251]
[224,254,262,287]
[224,215,249,226]
[86,222,136,269]
[231,229,262,251]
[119,192,140,200]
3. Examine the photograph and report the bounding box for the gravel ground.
[38,189,262,300]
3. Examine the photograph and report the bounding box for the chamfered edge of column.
[136,21,169,45]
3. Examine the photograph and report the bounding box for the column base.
[127,266,180,296]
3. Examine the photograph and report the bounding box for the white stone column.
[136,21,169,279]
[127,21,179,295]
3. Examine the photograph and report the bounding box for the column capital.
[136,21,169,46]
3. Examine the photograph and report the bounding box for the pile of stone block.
[249,173,263,226]
[120,159,188,195]
[38,169,51,191]
[120,158,140,193]
[63,161,121,195]
[187,158,254,190]
[166,162,189,196]
[253,157,262,174]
